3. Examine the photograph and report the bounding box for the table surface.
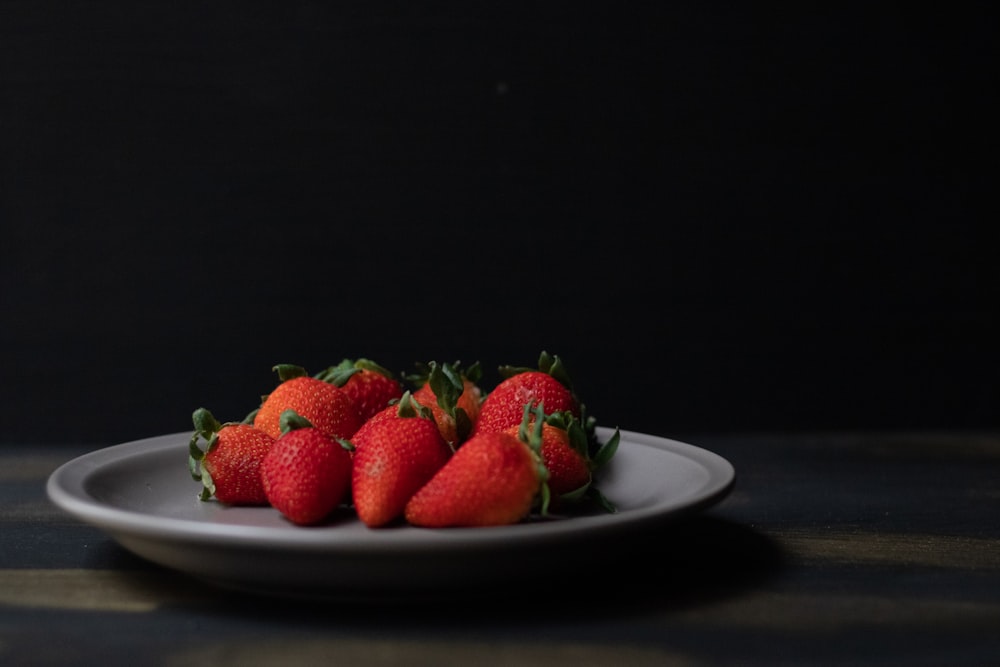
[4,430,999,666]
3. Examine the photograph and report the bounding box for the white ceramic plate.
[47,428,735,599]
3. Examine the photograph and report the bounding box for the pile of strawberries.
[188,352,620,528]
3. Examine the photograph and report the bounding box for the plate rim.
[46,427,736,555]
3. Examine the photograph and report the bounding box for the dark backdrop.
[2,3,996,445]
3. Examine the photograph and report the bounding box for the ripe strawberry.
[252,364,362,441]
[350,393,453,528]
[315,358,405,424]
[471,351,581,437]
[188,408,275,505]
[406,360,483,446]
[260,410,354,525]
[504,414,589,497]
[404,405,549,527]
[503,407,620,512]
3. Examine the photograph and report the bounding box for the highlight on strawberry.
[471,350,598,443]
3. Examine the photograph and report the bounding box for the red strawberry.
[504,416,589,497]
[407,360,483,446]
[252,364,362,441]
[260,410,354,525]
[188,408,275,505]
[404,405,548,527]
[315,358,405,423]
[352,400,404,436]
[502,407,619,512]
[471,351,581,437]
[350,393,453,528]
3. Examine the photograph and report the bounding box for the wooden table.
[3,431,999,665]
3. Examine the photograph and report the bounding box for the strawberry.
[251,364,362,441]
[406,360,483,447]
[503,407,620,512]
[260,410,354,525]
[352,400,405,436]
[504,413,589,497]
[188,408,275,505]
[315,357,405,424]
[349,393,453,527]
[471,351,582,437]
[404,404,549,527]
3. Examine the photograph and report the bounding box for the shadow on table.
[113,514,784,623]
[586,514,784,614]
[441,514,785,619]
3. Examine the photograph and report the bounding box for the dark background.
[2,3,996,445]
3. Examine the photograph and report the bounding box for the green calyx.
[517,402,551,517]
[278,409,313,435]
[579,431,620,514]
[315,358,397,387]
[188,407,224,501]
[404,359,482,389]
[543,410,591,461]
[272,364,309,382]
[578,426,620,514]
[280,409,355,452]
[498,350,573,391]
[536,407,620,515]
[544,410,619,473]
[395,391,435,420]
[188,406,257,501]
[407,360,480,444]
[591,426,620,471]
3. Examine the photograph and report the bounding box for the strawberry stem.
[272,364,308,382]
[188,407,223,499]
[278,409,313,435]
[396,391,435,419]
[519,402,551,516]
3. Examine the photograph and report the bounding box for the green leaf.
[463,360,483,384]
[191,407,222,437]
[498,351,574,392]
[557,478,593,504]
[537,350,556,374]
[314,358,358,386]
[517,402,546,454]
[592,428,621,469]
[537,480,551,517]
[188,440,203,481]
[396,391,433,419]
[279,409,312,434]
[272,364,308,382]
[401,361,433,387]
[544,353,574,392]
[197,467,216,501]
[426,361,462,413]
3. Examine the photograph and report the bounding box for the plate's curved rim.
[46,427,736,554]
